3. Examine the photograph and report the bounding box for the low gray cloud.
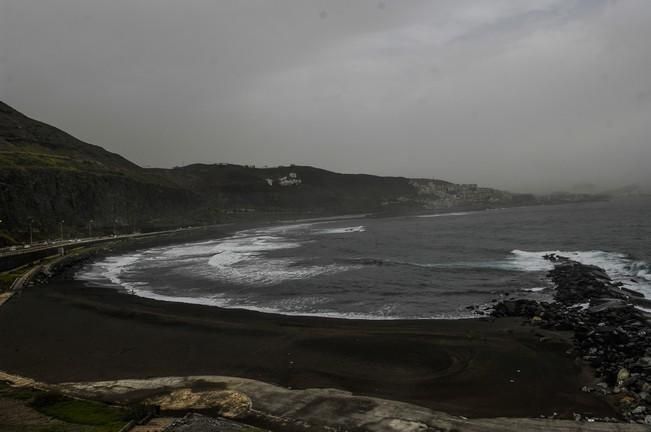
[2,0,650,192]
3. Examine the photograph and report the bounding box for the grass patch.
[32,394,125,427]
[0,384,131,432]
[0,271,22,291]
[0,381,40,401]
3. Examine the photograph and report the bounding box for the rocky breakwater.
[492,254,651,424]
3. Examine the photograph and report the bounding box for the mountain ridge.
[0,100,560,243]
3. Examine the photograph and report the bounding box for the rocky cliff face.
[0,101,536,243]
[0,168,200,235]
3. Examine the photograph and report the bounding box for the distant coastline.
[0,100,608,245]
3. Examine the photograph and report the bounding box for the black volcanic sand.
[0,272,616,419]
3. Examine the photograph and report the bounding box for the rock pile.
[164,413,263,432]
[491,255,651,424]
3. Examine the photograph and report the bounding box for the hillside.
[0,101,140,174]
[152,164,430,215]
[0,101,535,243]
[0,102,203,240]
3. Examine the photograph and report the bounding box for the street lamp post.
[60,220,64,241]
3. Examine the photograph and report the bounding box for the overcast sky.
[1,0,650,192]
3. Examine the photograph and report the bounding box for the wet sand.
[0,267,615,419]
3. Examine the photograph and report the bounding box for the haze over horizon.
[1,0,650,193]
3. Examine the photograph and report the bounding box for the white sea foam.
[80,224,355,292]
[254,223,316,234]
[76,253,145,293]
[157,240,220,259]
[417,211,474,218]
[98,287,477,320]
[314,226,366,235]
[221,306,479,320]
[521,287,547,292]
[203,234,343,285]
[506,249,651,297]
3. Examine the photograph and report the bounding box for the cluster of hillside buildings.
[404,180,515,208]
[265,172,302,187]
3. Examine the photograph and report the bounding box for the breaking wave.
[314,226,366,235]
[417,211,475,218]
[504,249,651,297]
[333,250,651,297]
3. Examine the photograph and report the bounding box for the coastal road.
[0,224,233,274]
[0,225,230,258]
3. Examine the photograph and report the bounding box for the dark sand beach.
[0,262,616,419]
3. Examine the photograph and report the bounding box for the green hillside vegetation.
[0,381,131,432]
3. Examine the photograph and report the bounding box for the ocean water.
[76,197,651,319]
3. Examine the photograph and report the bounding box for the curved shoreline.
[3,224,646,427]
[69,205,651,322]
[0,254,616,420]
